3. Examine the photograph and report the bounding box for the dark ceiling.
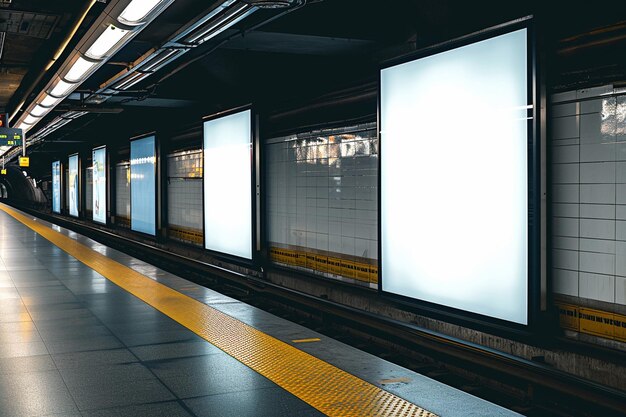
[0,0,100,111]
[2,0,626,177]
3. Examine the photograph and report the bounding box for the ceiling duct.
[8,0,177,134]
[241,0,303,9]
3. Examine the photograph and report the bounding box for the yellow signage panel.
[0,169,6,175]
[19,157,29,167]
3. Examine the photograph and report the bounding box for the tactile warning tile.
[0,204,438,417]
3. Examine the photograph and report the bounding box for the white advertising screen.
[380,29,529,324]
[92,147,106,224]
[203,109,253,259]
[130,136,156,235]
[68,154,79,217]
[52,161,61,214]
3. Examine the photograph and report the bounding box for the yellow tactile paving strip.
[0,204,437,417]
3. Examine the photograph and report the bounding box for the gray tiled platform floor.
[0,208,521,417]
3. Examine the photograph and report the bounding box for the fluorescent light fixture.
[30,105,50,118]
[86,25,129,59]
[40,94,62,107]
[0,32,5,61]
[65,57,99,82]
[185,3,252,44]
[113,71,149,90]
[142,49,181,72]
[50,80,75,97]
[119,0,164,25]
[23,115,40,125]
[17,123,30,131]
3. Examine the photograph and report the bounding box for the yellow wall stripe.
[555,302,626,343]
[0,205,436,417]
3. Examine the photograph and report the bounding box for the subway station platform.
[0,204,520,417]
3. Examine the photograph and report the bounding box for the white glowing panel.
[86,25,129,59]
[203,109,252,259]
[380,29,529,324]
[119,0,163,24]
[92,147,107,224]
[50,80,74,97]
[68,154,79,217]
[130,136,156,235]
[52,161,61,214]
[65,57,98,82]
[41,94,61,107]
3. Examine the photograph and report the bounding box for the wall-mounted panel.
[130,136,156,236]
[203,110,252,259]
[92,147,107,224]
[51,161,61,214]
[68,154,79,217]
[380,28,530,324]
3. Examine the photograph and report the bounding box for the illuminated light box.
[52,161,61,214]
[380,28,530,324]
[92,147,107,224]
[203,109,253,259]
[68,154,79,217]
[130,135,156,235]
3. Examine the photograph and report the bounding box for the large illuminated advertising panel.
[92,147,106,224]
[380,28,531,325]
[130,135,156,235]
[203,109,253,260]
[68,154,79,217]
[52,161,61,214]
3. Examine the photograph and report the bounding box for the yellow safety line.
[292,338,322,343]
[0,204,437,417]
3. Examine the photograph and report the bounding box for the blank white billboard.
[380,29,529,324]
[68,154,79,217]
[203,109,253,259]
[52,161,61,214]
[92,147,106,224]
[130,136,156,235]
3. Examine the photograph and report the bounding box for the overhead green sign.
[0,128,23,147]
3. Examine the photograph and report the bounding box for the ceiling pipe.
[8,0,99,124]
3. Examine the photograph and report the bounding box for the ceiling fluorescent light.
[185,3,253,44]
[119,0,164,25]
[50,80,75,97]
[40,94,62,107]
[17,123,30,131]
[114,71,150,90]
[30,105,50,118]
[65,57,99,82]
[23,115,39,125]
[142,49,181,72]
[86,25,130,59]
[0,32,5,61]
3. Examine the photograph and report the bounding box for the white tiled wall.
[115,162,130,221]
[551,86,626,305]
[266,122,378,265]
[85,166,93,213]
[167,150,203,238]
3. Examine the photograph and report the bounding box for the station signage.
[0,169,6,175]
[0,127,23,147]
[19,157,29,167]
